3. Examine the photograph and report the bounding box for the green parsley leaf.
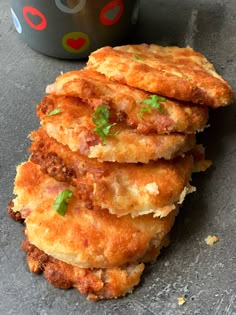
[134,54,144,61]
[46,108,62,117]
[92,105,109,126]
[139,95,166,119]
[53,189,73,216]
[92,105,117,143]
[186,77,193,81]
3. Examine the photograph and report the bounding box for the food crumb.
[177,297,186,305]
[205,235,219,246]
[164,261,170,267]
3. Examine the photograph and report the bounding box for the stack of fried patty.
[9,44,233,301]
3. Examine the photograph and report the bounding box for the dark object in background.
[10,0,139,59]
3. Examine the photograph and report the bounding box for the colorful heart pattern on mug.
[12,0,129,57]
[23,6,47,31]
[55,0,87,14]
[62,32,90,54]
[100,0,124,26]
[11,8,22,34]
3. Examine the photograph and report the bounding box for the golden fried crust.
[29,128,194,217]
[46,69,209,134]
[37,95,196,163]
[7,200,25,224]
[87,45,233,107]
[13,162,176,268]
[190,144,212,172]
[21,239,145,301]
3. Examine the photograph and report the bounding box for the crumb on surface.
[164,261,170,267]
[205,235,219,246]
[177,297,186,305]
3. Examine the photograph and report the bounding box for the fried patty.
[87,44,233,107]
[13,161,176,268]
[46,68,209,134]
[21,239,145,301]
[37,94,196,163]
[29,128,194,217]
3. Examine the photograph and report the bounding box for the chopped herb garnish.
[53,189,73,216]
[139,95,166,119]
[186,77,193,81]
[92,105,117,143]
[134,54,144,61]
[46,108,62,116]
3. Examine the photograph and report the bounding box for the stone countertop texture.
[0,0,236,314]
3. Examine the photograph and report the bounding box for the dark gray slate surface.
[1,0,236,314]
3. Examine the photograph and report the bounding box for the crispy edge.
[46,69,209,134]
[29,129,195,217]
[21,239,145,301]
[87,46,233,107]
[36,95,197,163]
